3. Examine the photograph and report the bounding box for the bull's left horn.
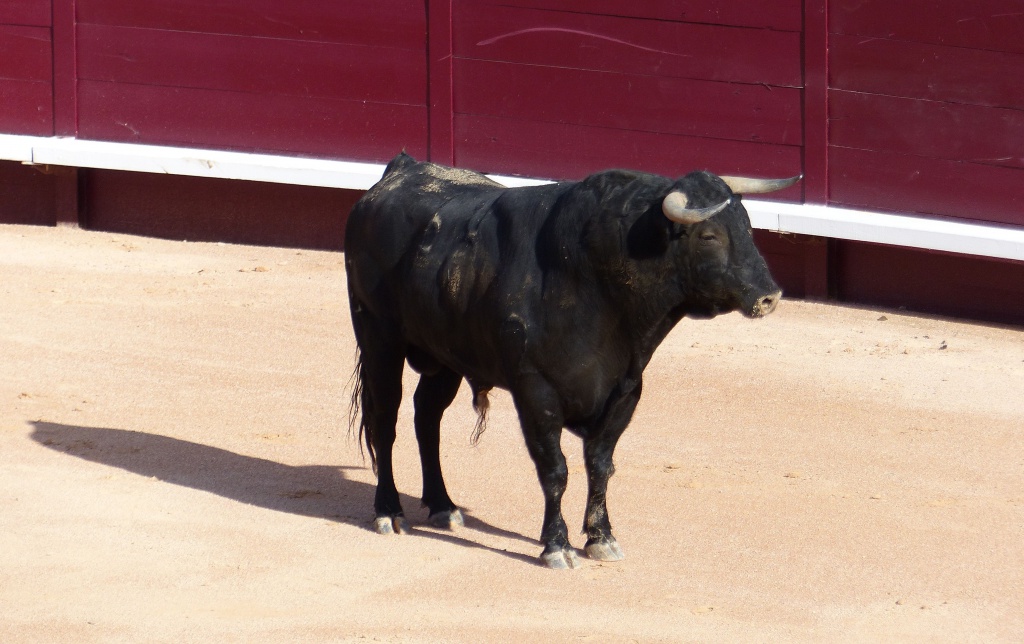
[662,192,731,225]
[719,175,802,195]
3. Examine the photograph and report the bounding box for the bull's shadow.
[29,421,537,564]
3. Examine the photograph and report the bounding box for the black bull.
[345,153,798,568]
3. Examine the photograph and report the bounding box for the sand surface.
[1,224,1022,642]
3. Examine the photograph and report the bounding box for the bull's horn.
[662,192,731,225]
[719,174,802,194]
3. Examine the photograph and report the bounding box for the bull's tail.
[347,346,377,475]
[470,386,491,445]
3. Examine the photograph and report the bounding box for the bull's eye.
[699,232,718,242]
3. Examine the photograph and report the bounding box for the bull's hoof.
[373,515,410,535]
[585,538,624,562]
[540,546,581,570]
[427,508,464,530]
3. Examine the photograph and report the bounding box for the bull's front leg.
[582,378,642,562]
[513,375,578,569]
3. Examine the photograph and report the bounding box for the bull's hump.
[420,163,503,192]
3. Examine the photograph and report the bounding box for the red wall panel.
[449,1,803,185]
[829,146,1024,226]
[830,34,1024,110]
[77,24,425,106]
[830,90,1024,171]
[455,113,802,195]
[0,24,49,79]
[831,0,1024,55]
[828,2,1024,227]
[0,0,51,27]
[77,0,424,50]
[0,24,52,135]
[73,0,428,161]
[77,81,428,161]
[453,4,801,86]
[455,59,801,146]
[0,78,50,134]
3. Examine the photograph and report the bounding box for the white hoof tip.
[428,509,464,530]
[541,548,581,570]
[585,540,625,562]
[374,516,409,535]
[392,516,411,534]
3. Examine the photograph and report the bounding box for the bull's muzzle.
[748,289,782,318]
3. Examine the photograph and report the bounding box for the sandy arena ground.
[1,224,1022,642]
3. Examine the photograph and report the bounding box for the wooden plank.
[0,0,51,27]
[454,113,803,197]
[0,79,52,135]
[829,146,1024,227]
[76,81,428,162]
[453,4,801,86]
[78,0,426,50]
[77,24,426,106]
[830,33,1024,110]
[454,59,802,146]
[462,0,802,31]
[831,0,1024,55]
[830,90,1024,170]
[0,25,50,81]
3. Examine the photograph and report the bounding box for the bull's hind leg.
[412,367,464,529]
[353,313,408,534]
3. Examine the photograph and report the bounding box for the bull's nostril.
[757,291,781,315]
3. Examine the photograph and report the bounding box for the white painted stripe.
[0,134,36,162]
[2,134,1022,261]
[745,199,1024,262]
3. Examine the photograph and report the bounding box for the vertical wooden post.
[427,0,455,165]
[50,0,81,226]
[53,166,81,227]
[801,0,832,298]
[802,0,828,205]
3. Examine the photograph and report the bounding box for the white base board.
[3,134,1022,261]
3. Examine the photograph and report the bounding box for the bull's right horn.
[719,175,802,194]
[662,191,731,225]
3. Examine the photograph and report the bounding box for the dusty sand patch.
[1,224,1022,642]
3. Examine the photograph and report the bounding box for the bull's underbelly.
[398,304,629,427]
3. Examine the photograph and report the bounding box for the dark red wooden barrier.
[2,0,1024,324]
[828,1,1024,227]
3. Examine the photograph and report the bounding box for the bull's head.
[661,173,801,319]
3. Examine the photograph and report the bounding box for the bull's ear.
[662,191,730,225]
[719,175,802,195]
